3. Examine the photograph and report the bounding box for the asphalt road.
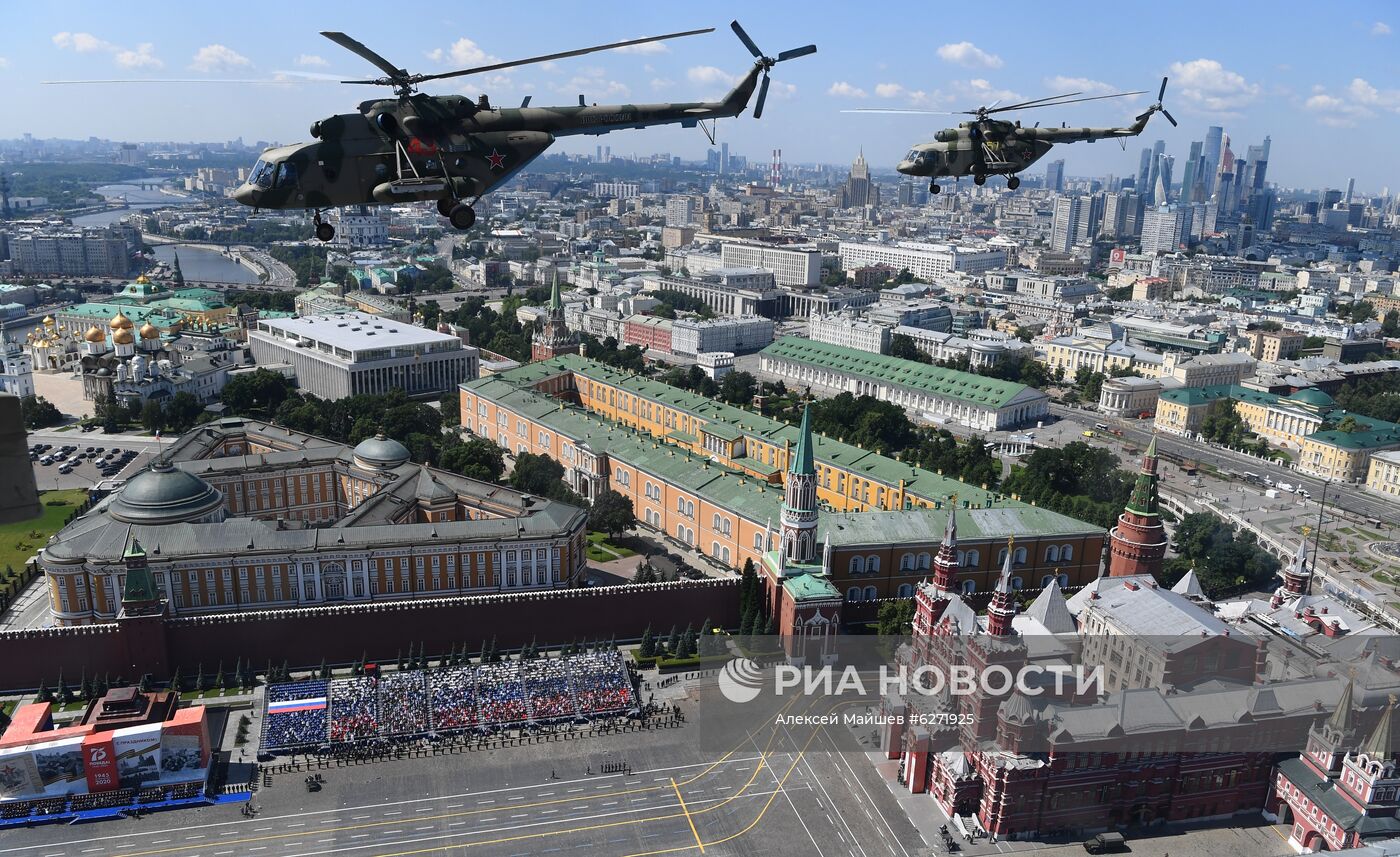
[1047,404,1400,523]
[0,693,923,857]
[27,431,156,493]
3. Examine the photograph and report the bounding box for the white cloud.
[954,78,1021,106]
[827,81,867,99]
[428,38,499,68]
[1301,78,1399,127]
[190,44,252,74]
[615,41,669,55]
[0,57,8,69]
[768,81,798,100]
[1304,93,1371,127]
[556,72,629,99]
[54,31,163,70]
[687,66,737,86]
[115,43,162,70]
[1347,77,1400,110]
[874,82,932,104]
[936,41,1003,69]
[296,54,328,67]
[1042,76,1115,95]
[1372,21,1392,35]
[1167,58,1259,113]
[650,77,674,91]
[52,32,113,53]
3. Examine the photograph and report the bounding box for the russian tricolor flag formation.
[267,697,327,714]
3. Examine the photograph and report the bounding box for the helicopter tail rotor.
[1138,76,1177,127]
[730,20,816,119]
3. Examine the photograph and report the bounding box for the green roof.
[471,354,1008,508]
[824,505,1104,548]
[760,337,1042,409]
[783,573,841,602]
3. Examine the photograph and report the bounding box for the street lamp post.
[1311,479,1332,574]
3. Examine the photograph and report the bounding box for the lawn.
[586,532,637,562]
[0,490,88,597]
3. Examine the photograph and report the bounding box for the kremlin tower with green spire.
[531,270,579,362]
[1107,435,1168,578]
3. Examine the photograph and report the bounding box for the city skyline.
[3,1,1399,192]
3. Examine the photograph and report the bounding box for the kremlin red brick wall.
[0,580,739,691]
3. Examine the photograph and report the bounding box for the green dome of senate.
[109,461,225,525]
[1286,388,1336,409]
[353,433,411,469]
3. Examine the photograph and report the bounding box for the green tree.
[590,488,636,539]
[221,368,297,416]
[510,452,566,494]
[1383,310,1400,338]
[1200,399,1250,447]
[1001,442,1134,530]
[140,399,167,434]
[638,624,656,658]
[718,371,757,405]
[19,395,63,429]
[889,333,931,364]
[438,435,505,482]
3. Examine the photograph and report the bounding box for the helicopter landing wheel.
[1007,176,1021,190]
[315,222,335,242]
[973,173,987,186]
[448,203,476,231]
[437,197,456,218]
[929,182,940,194]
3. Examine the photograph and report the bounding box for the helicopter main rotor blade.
[415,28,714,84]
[42,78,337,85]
[841,108,959,115]
[753,74,772,119]
[730,21,763,58]
[983,91,1081,113]
[984,89,1148,115]
[777,44,817,62]
[321,31,408,80]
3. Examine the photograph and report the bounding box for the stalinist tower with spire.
[531,271,579,362]
[841,149,879,209]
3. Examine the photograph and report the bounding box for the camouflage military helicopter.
[847,77,1175,193]
[223,22,814,240]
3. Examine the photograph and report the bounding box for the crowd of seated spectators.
[429,666,478,730]
[377,672,428,736]
[476,662,530,726]
[329,677,379,743]
[260,652,638,748]
[261,679,329,750]
[572,651,636,716]
[522,657,578,722]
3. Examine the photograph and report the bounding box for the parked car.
[1083,832,1127,854]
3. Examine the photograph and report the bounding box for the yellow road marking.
[670,778,705,854]
[97,692,810,857]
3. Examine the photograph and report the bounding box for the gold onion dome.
[139,322,160,340]
[84,326,105,342]
[113,328,135,345]
[42,315,55,326]
[135,274,151,285]
[110,312,133,330]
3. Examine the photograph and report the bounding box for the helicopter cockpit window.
[250,160,275,189]
[274,163,299,189]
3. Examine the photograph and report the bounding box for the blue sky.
[3,0,1398,192]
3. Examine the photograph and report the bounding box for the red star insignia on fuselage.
[486,149,506,170]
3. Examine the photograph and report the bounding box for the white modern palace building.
[249,312,478,399]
